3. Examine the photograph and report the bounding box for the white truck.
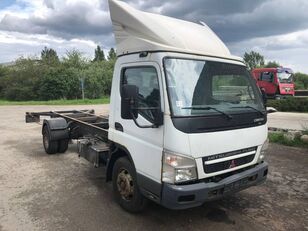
[26,0,269,212]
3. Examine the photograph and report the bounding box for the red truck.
[251,67,295,99]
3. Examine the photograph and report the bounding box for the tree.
[41,47,59,65]
[108,48,117,60]
[93,45,105,62]
[294,72,308,90]
[0,65,9,98]
[0,47,117,101]
[39,67,80,100]
[265,61,280,68]
[243,51,265,70]
[2,58,43,101]
[0,65,8,77]
[62,49,87,69]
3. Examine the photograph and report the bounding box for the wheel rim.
[43,131,49,149]
[117,168,134,201]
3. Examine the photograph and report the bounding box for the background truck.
[251,67,295,99]
[25,0,269,212]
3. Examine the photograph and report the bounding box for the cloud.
[0,31,100,62]
[212,0,308,42]
[34,1,112,37]
[228,29,308,72]
[0,14,46,34]
[0,0,113,39]
[0,0,307,73]
[124,0,308,43]
[1,0,308,44]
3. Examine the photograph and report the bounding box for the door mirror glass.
[121,84,139,119]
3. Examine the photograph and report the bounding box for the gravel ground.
[0,105,307,231]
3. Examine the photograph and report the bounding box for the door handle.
[115,122,124,132]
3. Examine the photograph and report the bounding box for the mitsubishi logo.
[229,160,236,169]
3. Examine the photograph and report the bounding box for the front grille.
[203,154,255,174]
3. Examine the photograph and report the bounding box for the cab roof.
[252,67,294,73]
[108,0,242,62]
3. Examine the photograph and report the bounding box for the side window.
[122,66,160,122]
[260,72,274,82]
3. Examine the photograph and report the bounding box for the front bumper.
[161,162,268,210]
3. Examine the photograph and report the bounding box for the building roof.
[108,0,242,61]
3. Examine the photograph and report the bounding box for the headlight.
[259,138,269,162]
[162,151,197,184]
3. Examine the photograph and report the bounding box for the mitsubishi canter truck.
[25,0,269,212]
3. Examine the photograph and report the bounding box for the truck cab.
[108,52,268,210]
[107,0,268,210]
[251,67,295,98]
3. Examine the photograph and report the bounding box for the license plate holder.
[224,177,249,193]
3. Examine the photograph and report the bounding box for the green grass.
[0,97,110,106]
[269,132,308,149]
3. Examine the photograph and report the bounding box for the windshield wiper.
[182,106,233,120]
[231,106,266,116]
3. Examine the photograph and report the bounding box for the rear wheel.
[112,157,147,213]
[42,126,58,154]
[58,139,69,153]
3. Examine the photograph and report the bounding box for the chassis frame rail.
[26,109,109,140]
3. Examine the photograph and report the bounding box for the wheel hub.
[43,132,49,149]
[117,168,134,201]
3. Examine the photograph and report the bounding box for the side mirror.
[121,84,139,119]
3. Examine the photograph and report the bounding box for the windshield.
[277,71,293,83]
[164,58,265,117]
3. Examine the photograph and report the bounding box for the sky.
[0,0,307,73]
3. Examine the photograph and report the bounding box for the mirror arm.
[130,111,158,129]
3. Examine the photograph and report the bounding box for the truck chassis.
[26,110,110,167]
[26,109,151,212]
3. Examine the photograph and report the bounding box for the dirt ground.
[0,105,307,231]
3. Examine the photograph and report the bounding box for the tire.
[42,125,58,155]
[58,139,69,153]
[112,157,147,213]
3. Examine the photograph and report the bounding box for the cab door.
[259,71,277,96]
[112,62,164,184]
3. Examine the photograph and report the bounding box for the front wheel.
[112,157,147,213]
